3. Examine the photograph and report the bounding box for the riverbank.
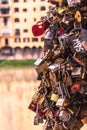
[0,60,36,68]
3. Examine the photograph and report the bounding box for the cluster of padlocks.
[28,0,87,130]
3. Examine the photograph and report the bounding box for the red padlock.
[28,101,37,112]
[32,20,50,36]
[71,82,81,92]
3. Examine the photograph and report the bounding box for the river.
[0,68,86,130]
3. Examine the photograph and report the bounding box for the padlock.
[58,33,69,51]
[39,117,44,124]
[50,93,59,102]
[44,29,55,40]
[34,58,45,66]
[34,115,39,125]
[58,109,71,122]
[67,0,81,7]
[57,6,68,16]
[44,108,53,117]
[48,63,60,73]
[35,61,50,75]
[28,101,37,112]
[34,104,42,125]
[32,92,40,102]
[71,67,82,78]
[37,96,45,105]
[56,97,66,107]
[63,71,72,87]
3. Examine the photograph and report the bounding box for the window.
[14,18,20,22]
[15,38,21,42]
[23,29,28,32]
[14,8,19,12]
[34,18,36,22]
[33,8,36,11]
[32,38,38,42]
[14,0,19,2]
[2,0,9,4]
[23,8,27,12]
[24,0,28,2]
[15,29,20,35]
[24,18,27,22]
[40,6,46,11]
[23,38,30,42]
[41,37,44,41]
[3,17,8,25]
[1,7,9,14]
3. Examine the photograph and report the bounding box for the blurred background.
[0,0,86,130]
[0,0,48,130]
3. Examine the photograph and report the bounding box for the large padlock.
[50,93,59,102]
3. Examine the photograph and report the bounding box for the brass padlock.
[64,71,72,87]
[50,93,59,102]
[36,61,51,75]
[37,96,45,105]
[32,92,40,102]
[44,108,51,117]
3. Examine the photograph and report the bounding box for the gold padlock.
[50,93,59,102]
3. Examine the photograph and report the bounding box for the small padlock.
[39,117,44,124]
[34,104,40,125]
[56,97,65,107]
[50,93,59,102]
[71,67,82,78]
[28,101,37,112]
[34,115,39,125]
[63,71,72,87]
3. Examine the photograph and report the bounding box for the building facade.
[0,0,51,51]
